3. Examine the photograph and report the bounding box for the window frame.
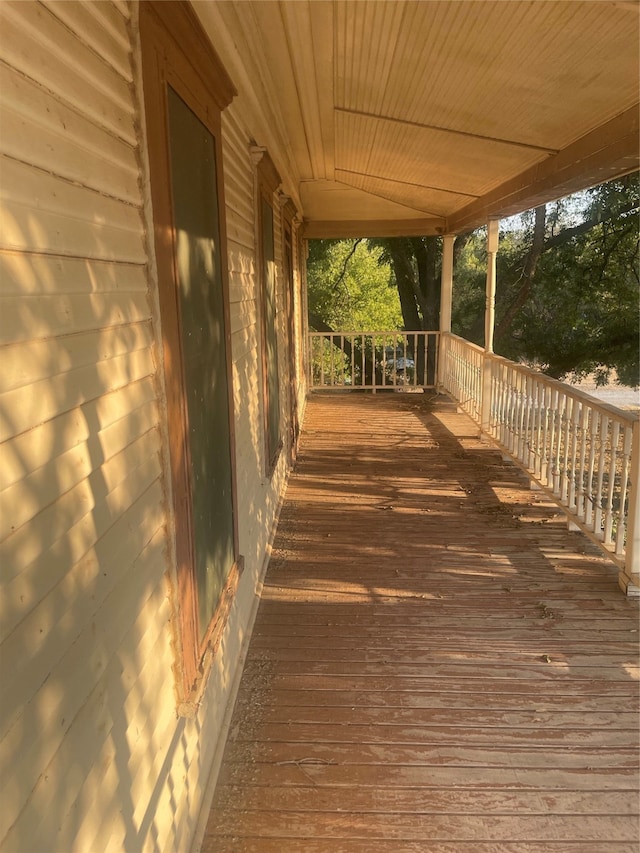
[281,199,301,464]
[253,148,283,476]
[140,1,242,706]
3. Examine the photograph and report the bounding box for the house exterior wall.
[221,101,292,621]
[0,2,304,850]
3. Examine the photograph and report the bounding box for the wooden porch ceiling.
[196,0,640,236]
[202,393,639,851]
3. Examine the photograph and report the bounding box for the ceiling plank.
[279,1,326,179]
[309,1,335,180]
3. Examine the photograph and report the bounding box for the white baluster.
[568,399,580,512]
[615,424,633,556]
[585,409,599,530]
[604,421,620,546]
[594,415,609,540]
[576,403,588,521]
[560,394,572,503]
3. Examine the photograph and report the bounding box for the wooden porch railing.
[308,331,440,391]
[439,332,639,592]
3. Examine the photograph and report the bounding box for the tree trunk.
[412,236,439,330]
[388,250,422,331]
[495,205,546,341]
[414,236,441,383]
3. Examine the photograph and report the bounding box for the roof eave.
[447,105,640,234]
[302,217,447,240]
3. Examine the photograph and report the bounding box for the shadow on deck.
[202,392,640,852]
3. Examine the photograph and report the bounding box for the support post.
[438,234,455,389]
[302,237,310,377]
[481,220,499,432]
[439,235,455,334]
[619,418,640,596]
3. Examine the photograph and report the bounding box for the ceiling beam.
[302,217,446,239]
[448,105,640,234]
[335,106,560,154]
[336,168,481,199]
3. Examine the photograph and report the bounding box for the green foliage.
[520,192,639,384]
[452,174,639,385]
[368,236,442,331]
[307,239,403,331]
[451,230,486,343]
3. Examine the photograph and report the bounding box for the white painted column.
[438,234,455,389]
[484,220,499,353]
[439,234,455,334]
[301,237,311,391]
[481,220,499,431]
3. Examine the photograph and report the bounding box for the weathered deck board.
[202,392,639,852]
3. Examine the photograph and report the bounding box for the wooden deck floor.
[202,392,640,853]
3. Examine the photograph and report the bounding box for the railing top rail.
[441,331,484,355]
[440,330,638,586]
[309,330,439,337]
[484,350,638,425]
[441,333,637,424]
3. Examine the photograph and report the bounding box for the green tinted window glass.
[167,87,235,640]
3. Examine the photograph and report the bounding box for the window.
[140,2,242,703]
[253,149,283,474]
[281,202,300,463]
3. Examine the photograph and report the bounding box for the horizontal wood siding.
[1,3,302,851]
[0,3,189,851]
[0,1,136,145]
[222,104,289,582]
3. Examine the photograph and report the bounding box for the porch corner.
[618,569,640,598]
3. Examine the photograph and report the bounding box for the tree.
[366,236,445,382]
[307,238,402,333]
[306,239,402,385]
